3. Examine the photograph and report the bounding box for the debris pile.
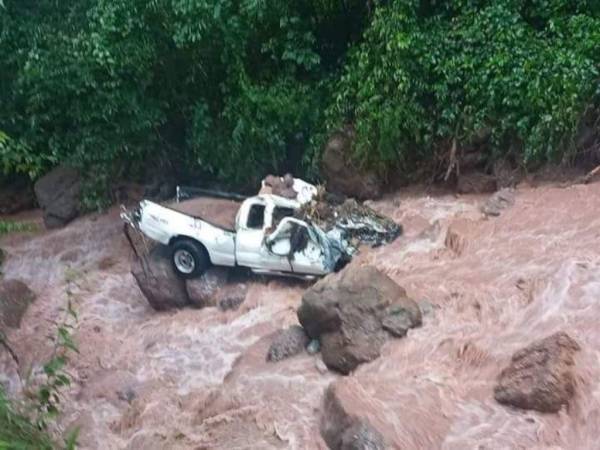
[297,195,402,249]
[262,175,403,254]
[260,173,317,204]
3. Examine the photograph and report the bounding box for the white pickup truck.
[121,193,347,279]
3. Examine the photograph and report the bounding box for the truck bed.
[166,197,240,231]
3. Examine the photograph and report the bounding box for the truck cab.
[234,195,328,276]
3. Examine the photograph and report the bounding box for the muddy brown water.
[1,181,600,449]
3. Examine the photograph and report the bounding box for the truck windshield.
[247,204,265,229]
[272,207,295,225]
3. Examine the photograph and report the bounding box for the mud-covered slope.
[2,182,600,449]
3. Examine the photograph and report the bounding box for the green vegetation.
[0,270,80,449]
[1,1,599,198]
[330,1,600,176]
[0,221,38,236]
[0,389,55,450]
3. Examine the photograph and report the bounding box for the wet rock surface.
[494,332,581,413]
[298,265,421,374]
[340,421,387,450]
[217,290,247,311]
[186,267,229,308]
[297,198,402,249]
[457,171,497,194]
[266,325,309,362]
[0,279,35,328]
[321,129,383,200]
[4,182,600,449]
[481,188,515,217]
[0,175,35,215]
[34,166,81,229]
[321,383,387,450]
[131,245,189,310]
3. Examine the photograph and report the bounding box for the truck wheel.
[171,239,209,279]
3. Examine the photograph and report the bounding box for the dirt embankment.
[2,180,600,449]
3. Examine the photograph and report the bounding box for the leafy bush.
[0,220,38,235]
[0,389,55,450]
[0,269,80,449]
[328,0,600,177]
[0,131,46,178]
[0,0,368,198]
[2,0,600,198]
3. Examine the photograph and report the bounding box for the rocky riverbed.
[2,179,600,449]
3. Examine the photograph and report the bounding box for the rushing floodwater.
[2,181,600,449]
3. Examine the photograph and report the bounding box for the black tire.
[170,239,210,279]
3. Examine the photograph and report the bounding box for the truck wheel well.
[168,236,211,263]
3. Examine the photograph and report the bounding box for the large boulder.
[131,245,189,311]
[34,166,81,229]
[266,325,310,362]
[494,332,580,413]
[321,129,383,200]
[297,266,421,374]
[321,383,387,450]
[481,188,515,217]
[0,279,36,328]
[0,175,35,214]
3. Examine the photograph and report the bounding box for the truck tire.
[171,239,209,279]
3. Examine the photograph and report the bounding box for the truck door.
[265,218,328,275]
[235,200,292,271]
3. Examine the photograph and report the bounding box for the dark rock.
[186,267,229,308]
[321,129,383,200]
[144,179,175,202]
[217,290,246,311]
[456,172,497,194]
[266,325,310,362]
[298,266,421,374]
[481,188,515,217]
[131,245,189,311]
[321,383,387,450]
[493,160,521,189]
[111,182,144,204]
[418,300,436,317]
[341,421,387,450]
[34,166,81,229]
[0,175,35,214]
[320,326,387,374]
[494,332,580,413]
[116,387,137,404]
[0,279,36,328]
[381,307,415,337]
